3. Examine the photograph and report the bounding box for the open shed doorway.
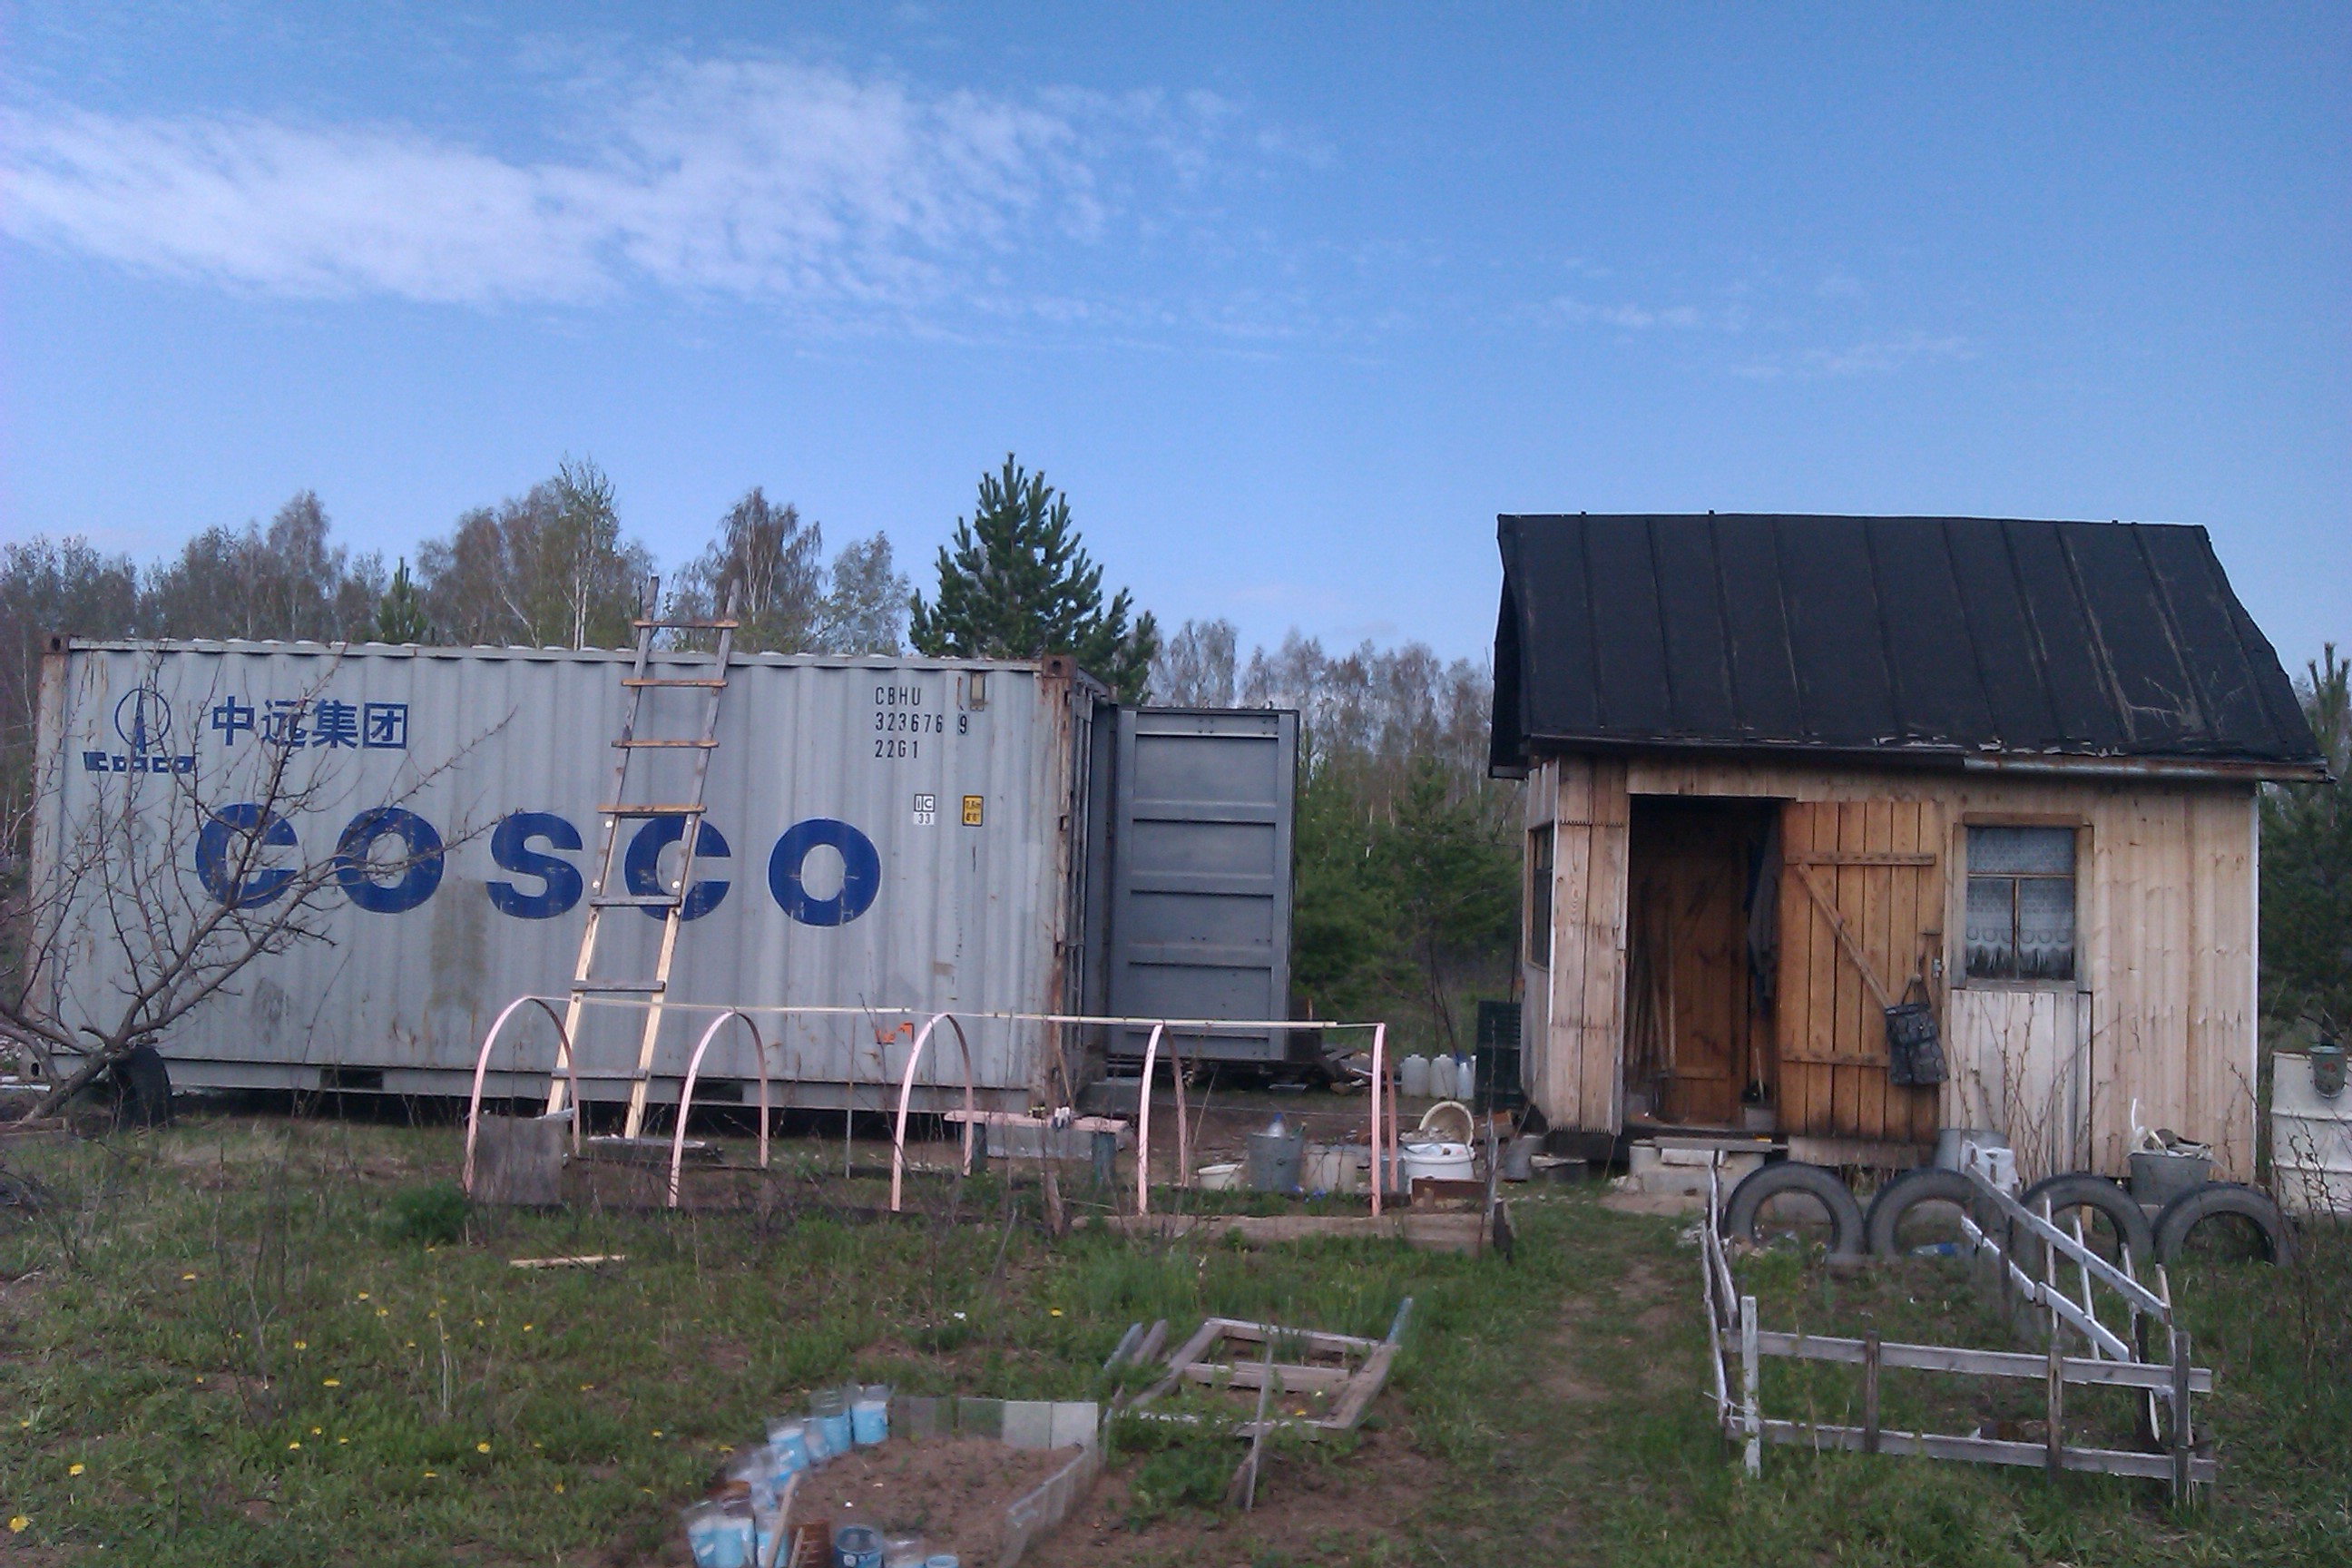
[1622,796,1781,1131]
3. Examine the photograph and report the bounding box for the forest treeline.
[0,462,907,829]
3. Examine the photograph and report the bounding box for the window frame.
[1960,821,2083,988]
[1527,824,1554,970]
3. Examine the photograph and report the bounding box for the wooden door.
[1775,799,1947,1146]
[1625,800,1766,1127]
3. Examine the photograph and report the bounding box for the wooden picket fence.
[1700,1156,2216,1502]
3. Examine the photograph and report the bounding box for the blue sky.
[4,3,2345,670]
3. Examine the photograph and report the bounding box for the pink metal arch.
[668,1009,772,1208]
[1132,1024,1194,1217]
[1368,1021,1391,1219]
[887,1012,977,1213]
[462,995,582,1197]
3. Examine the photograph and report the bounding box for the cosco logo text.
[196,807,882,927]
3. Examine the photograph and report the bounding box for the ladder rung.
[615,738,719,749]
[622,678,728,689]
[571,978,666,995]
[589,894,681,909]
[633,617,739,631]
[598,803,706,817]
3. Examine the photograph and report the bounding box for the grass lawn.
[1,1112,2347,1565]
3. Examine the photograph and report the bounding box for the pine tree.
[373,557,431,643]
[2261,644,2352,1032]
[908,455,1158,701]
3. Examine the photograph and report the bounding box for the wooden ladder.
[545,580,739,1140]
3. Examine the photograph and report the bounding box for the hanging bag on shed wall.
[1885,975,1945,1087]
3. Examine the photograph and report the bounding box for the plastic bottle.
[765,1417,810,1476]
[1399,1054,1430,1097]
[851,1384,890,1446]
[833,1519,884,1568]
[807,1387,852,1464]
[1456,1054,1477,1102]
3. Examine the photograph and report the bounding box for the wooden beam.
[1790,861,1897,1011]
[1755,1420,2218,1483]
[1750,1330,2211,1393]
[1181,1362,1353,1393]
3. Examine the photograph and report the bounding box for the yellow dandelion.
[16,1418,28,1428]
[475,1442,491,1455]
[423,1470,437,1479]
[67,1464,84,1477]
[474,1318,484,1328]
[376,1308,388,1318]
[181,1272,197,1281]
[6,1516,26,1534]
[292,1340,308,1351]
[523,1323,534,1333]
[322,1378,340,1388]
[718,1444,734,1455]
[651,1429,663,1438]
[336,1437,348,1446]
[578,1383,594,1392]
[287,1441,300,1451]
[553,1483,564,1494]
[309,1426,322,1436]
[1049,1308,1063,1317]
[404,1341,415,1348]
[356,1292,369,1301]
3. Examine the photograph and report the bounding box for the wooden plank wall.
[1526,755,1630,1133]
[1612,758,2258,1179]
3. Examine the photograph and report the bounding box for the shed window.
[1528,826,1553,968]
[1965,827,2076,982]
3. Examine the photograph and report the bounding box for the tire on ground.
[2015,1171,2156,1274]
[110,1044,174,1129]
[2152,1181,2297,1266]
[1720,1160,1866,1258]
[1864,1167,1990,1258]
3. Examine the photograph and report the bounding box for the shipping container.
[26,640,1302,1112]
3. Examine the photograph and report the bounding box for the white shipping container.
[29,640,1116,1112]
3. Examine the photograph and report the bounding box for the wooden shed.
[1490,514,2325,1181]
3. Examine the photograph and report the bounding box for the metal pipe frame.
[479,990,1396,1217]
[669,1009,771,1208]
[887,1012,977,1213]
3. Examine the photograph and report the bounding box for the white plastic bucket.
[1398,1140,1475,1183]
[1303,1143,1360,1194]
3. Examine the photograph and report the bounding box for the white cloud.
[1534,295,1705,331]
[0,56,1240,313]
[1731,332,1975,381]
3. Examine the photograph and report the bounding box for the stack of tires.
[1718,1158,2298,1266]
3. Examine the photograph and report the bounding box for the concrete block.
[473,1114,565,1206]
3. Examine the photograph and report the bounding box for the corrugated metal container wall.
[32,641,1102,1110]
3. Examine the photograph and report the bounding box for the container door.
[1774,799,1948,1148]
[1105,708,1298,1063]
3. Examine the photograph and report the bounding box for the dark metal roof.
[1490,514,2323,777]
